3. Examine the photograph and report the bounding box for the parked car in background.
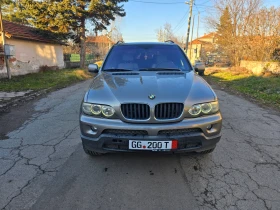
[194,60,205,76]
[80,41,222,156]
[205,61,214,67]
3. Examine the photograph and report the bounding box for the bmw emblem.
[148,94,156,100]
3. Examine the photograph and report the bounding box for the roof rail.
[164,40,174,43]
[116,40,124,44]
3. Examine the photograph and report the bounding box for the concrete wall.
[240,60,280,75]
[0,39,64,78]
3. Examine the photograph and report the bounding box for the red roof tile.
[189,39,210,45]
[190,40,203,44]
[3,20,64,45]
[199,32,217,39]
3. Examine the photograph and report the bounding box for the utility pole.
[196,12,200,59]
[185,0,194,56]
[190,15,195,63]
[0,7,11,79]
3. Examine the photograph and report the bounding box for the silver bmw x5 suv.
[80,41,222,156]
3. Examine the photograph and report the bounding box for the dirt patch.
[0,99,36,140]
[0,89,49,115]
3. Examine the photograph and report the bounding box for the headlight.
[188,104,202,116]
[201,103,212,114]
[102,105,115,117]
[82,103,93,115]
[91,104,102,115]
[82,103,115,118]
[188,101,219,117]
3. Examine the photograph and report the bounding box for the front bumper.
[80,113,222,153]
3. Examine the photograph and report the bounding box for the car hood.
[86,71,215,105]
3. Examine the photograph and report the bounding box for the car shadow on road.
[31,144,201,210]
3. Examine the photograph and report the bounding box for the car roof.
[115,42,177,46]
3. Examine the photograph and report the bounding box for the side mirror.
[88,64,99,73]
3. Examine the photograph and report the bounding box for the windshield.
[102,44,192,71]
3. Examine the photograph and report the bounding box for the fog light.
[206,125,212,130]
[91,126,98,131]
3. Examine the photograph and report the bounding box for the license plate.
[129,140,178,151]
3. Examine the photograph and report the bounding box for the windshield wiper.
[139,68,182,71]
[102,68,134,72]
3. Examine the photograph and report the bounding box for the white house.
[0,20,65,78]
[187,33,217,64]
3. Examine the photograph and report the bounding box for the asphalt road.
[0,80,280,210]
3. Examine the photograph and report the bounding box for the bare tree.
[242,7,280,61]
[156,23,184,46]
[156,23,174,42]
[207,0,267,65]
[107,17,124,43]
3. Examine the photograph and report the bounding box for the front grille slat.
[166,103,169,118]
[160,104,162,118]
[128,104,132,119]
[124,105,128,118]
[155,103,184,120]
[121,104,150,120]
[141,104,144,119]
[138,104,141,119]
[131,104,134,119]
[134,104,137,119]
[168,103,171,118]
[164,104,167,119]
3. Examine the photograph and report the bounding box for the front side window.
[102,44,192,71]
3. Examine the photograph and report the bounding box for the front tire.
[82,142,104,156]
[198,70,204,76]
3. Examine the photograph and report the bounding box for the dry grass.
[205,67,280,109]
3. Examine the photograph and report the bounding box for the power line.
[129,0,185,4]
[194,2,200,13]
[173,21,188,35]
[194,4,216,9]
[173,11,189,33]
[195,0,215,9]
[197,0,211,5]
